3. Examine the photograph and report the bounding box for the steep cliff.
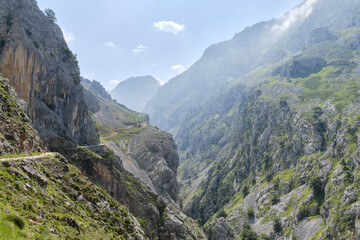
[0,0,98,148]
[0,74,40,155]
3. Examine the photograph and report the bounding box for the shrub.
[242,185,249,197]
[45,8,57,22]
[6,215,25,229]
[259,233,270,240]
[247,207,254,218]
[309,176,322,195]
[273,216,282,233]
[217,208,227,218]
[239,222,258,240]
[271,192,280,205]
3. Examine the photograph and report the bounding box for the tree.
[45,8,57,23]
[239,222,258,240]
[309,176,323,195]
[273,216,282,233]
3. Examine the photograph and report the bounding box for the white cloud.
[132,45,147,54]
[109,79,121,86]
[153,21,185,34]
[106,42,117,48]
[61,28,75,43]
[171,65,186,74]
[272,0,319,32]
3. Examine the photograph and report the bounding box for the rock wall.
[0,0,98,148]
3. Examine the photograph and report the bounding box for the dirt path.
[0,152,55,162]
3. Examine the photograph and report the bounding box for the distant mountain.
[111,75,161,112]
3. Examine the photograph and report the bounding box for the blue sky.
[37,0,303,90]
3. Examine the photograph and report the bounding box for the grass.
[0,155,144,239]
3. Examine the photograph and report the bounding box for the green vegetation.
[239,223,257,240]
[45,8,57,23]
[273,216,282,233]
[0,155,144,239]
[246,207,254,218]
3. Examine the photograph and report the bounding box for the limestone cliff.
[0,0,98,148]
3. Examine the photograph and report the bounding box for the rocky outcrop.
[130,127,179,200]
[0,0,98,148]
[0,75,40,154]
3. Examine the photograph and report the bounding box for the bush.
[6,215,25,229]
[273,216,282,233]
[259,233,270,240]
[45,8,57,22]
[242,185,249,197]
[247,207,254,218]
[271,193,280,205]
[239,222,258,240]
[309,176,322,195]
[217,208,227,218]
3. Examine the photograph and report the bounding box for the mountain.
[80,78,206,239]
[146,0,360,239]
[0,0,205,239]
[145,0,360,134]
[0,0,98,148]
[111,75,161,112]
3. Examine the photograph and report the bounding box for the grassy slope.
[0,154,144,240]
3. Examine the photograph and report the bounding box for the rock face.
[0,0,98,148]
[111,75,161,112]
[0,75,40,154]
[130,127,179,200]
[80,79,205,239]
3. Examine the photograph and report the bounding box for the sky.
[36,0,304,90]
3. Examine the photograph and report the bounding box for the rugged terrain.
[0,154,146,240]
[146,0,360,239]
[0,0,98,148]
[80,78,206,239]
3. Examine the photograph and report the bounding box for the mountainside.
[146,0,360,239]
[0,72,145,239]
[146,0,360,134]
[111,75,161,113]
[0,154,146,239]
[0,0,98,148]
[81,78,206,239]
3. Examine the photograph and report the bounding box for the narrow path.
[0,152,55,162]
